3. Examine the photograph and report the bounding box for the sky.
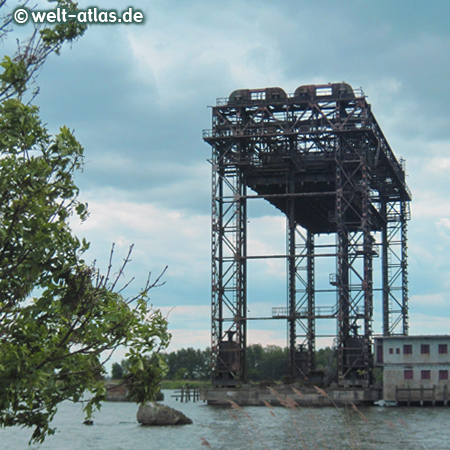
[3,0,450,365]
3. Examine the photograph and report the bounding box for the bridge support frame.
[205,83,411,387]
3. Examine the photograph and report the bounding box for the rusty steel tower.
[203,83,411,388]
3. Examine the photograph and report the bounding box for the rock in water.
[137,402,193,426]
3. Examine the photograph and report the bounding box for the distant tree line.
[111,345,336,382]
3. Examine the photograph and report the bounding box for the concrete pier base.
[201,386,381,407]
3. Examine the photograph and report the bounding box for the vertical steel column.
[211,144,247,386]
[287,224,315,379]
[401,201,409,335]
[382,200,410,336]
[361,159,373,384]
[335,156,350,384]
[381,200,390,336]
[287,175,297,377]
[336,229,350,383]
[306,231,315,374]
[211,148,222,380]
[335,136,373,387]
[237,169,247,381]
[287,173,316,379]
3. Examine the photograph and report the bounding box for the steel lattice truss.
[204,83,411,388]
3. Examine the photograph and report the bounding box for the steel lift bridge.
[203,83,411,388]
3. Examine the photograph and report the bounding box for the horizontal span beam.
[217,253,338,260]
[241,191,337,200]
[214,314,367,321]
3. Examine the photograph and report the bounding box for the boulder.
[137,402,193,426]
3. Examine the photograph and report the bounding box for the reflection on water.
[1,390,450,450]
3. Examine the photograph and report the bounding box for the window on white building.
[421,344,430,355]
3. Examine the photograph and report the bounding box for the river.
[1,390,450,449]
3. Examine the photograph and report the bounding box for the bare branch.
[104,243,115,288]
[110,244,134,291]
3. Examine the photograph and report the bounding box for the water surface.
[1,390,449,449]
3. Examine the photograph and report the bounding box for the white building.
[374,335,450,405]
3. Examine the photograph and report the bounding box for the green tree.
[163,347,211,380]
[247,344,265,380]
[0,1,170,443]
[111,362,124,380]
[246,344,288,381]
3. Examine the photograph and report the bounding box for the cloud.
[79,158,211,213]
[410,294,449,308]
[408,313,450,336]
[125,0,287,111]
[159,305,210,326]
[157,305,211,351]
[247,329,286,348]
[71,196,211,306]
[436,218,450,239]
[165,329,210,352]
[8,0,450,350]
